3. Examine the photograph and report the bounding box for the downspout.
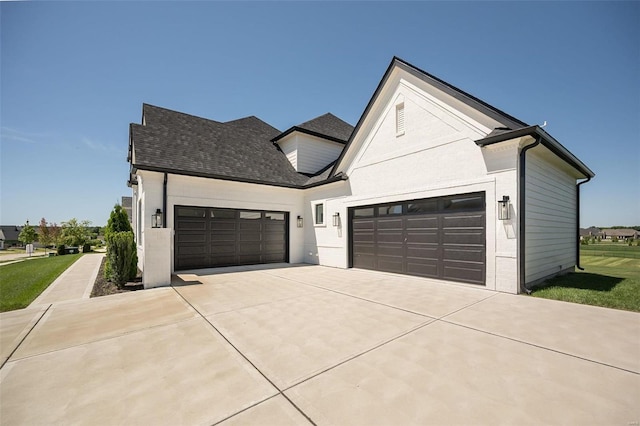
[576,177,592,270]
[163,173,168,229]
[519,136,541,294]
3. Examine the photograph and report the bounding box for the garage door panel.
[176,221,206,231]
[350,192,485,285]
[406,231,438,244]
[377,258,404,274]
[377,218,403,230]
[406,245,438,260]
[377,231,404,243]
[443,262,484,284]
[406,261,439,278]
[405,216,438,229]
[353,220,374,230]
[443,230,484,245]
[442,213,485,227]
[211,221,236,231]
[175,206,287,270]
[444,247,484,262]
[353,254,376,269]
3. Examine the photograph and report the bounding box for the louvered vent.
[395,103,405,136]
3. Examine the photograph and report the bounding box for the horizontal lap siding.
[525,152,576,283]
[297,137,344,174]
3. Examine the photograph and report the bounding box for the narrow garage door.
[175,206,288,271]
[350,192,485,285]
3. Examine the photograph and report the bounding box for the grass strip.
[0,254,82,312]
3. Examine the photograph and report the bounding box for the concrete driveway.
[1,264,638,425]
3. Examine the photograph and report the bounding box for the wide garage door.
[175,206,288,271]
[350,192,485,285]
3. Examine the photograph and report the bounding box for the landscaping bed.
[90,256,142,297]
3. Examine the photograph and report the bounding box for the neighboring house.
[601,229,638,241]
[0,226,22,248]
[127,57,594,293]
[122,196,133,225]
[580,227,602,239]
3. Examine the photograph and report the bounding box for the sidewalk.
[29,253,104,306]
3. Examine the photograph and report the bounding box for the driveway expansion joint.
[1,304,52,370]
[170,285,318,426]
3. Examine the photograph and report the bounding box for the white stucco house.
[127,57,594,294]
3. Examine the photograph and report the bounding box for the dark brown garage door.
[350,192,485,285]
[175,206,288,271]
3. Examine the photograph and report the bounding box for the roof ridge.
[142,103,221,126]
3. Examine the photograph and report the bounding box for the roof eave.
[475,126,595,178]
[272,126,347,145]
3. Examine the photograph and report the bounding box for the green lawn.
[531,255,640,312]
[0,254,82,312]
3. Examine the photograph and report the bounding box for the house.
[580,227,602,239]
[601,229,638,241]
[127,57,594,294]
[121,196,133,225]
[0,226,23,248]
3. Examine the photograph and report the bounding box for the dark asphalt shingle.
[131,104,342,187]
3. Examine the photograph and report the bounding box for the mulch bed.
[90,256,143,297]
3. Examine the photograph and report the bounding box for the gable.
[333,58,523,177]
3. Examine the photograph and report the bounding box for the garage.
[175,206,288,271]
[349,192,486,285]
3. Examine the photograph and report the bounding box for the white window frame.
[313,202,325,226]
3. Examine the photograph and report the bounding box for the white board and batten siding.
[524,148,577,284]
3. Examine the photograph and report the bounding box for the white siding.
[277,133,343,174]
[524,149,577,284]
[295,134,343,174]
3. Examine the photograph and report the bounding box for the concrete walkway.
[29,253,104,306]
[1,264,638,425]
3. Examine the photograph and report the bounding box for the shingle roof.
[130,104,342,187]
[272,113,354,144]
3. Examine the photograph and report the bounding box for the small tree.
[38,218,53,254]
[18,221,37,246]
[104,204,137,281]
[107,231,136,287]
[61,218,92,247]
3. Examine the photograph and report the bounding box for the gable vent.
[396,102,405,136]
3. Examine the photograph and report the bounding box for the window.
[353,207,374,218]
[395,102,405,136]
[265,212,285,221]
[378,204,402,215]
[314,203,324,225]
[240,211,261,220]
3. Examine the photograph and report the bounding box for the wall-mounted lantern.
[297,215,303,228]
[497,196,510,220]
[332,212,340,227]
[152,209,163,228]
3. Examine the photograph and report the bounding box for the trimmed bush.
[106,231,135,287]
[56,244,66,256]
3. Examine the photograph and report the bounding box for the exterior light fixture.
[297,216,303,228]
[152,209,163,228]
[332,212,340,227]
[497,196,510,220]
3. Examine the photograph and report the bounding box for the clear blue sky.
[1,2,638,227]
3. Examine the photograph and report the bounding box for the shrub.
[56,244,66,256]
[82,243,92,253]
[104,204,137,283]
[106,231,135,287]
